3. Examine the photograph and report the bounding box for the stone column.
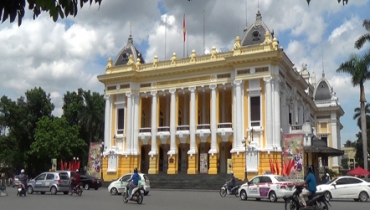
[132,93,139,155]
[187,87,197,174]
[183,93,188,125]
[234,80,242,149]
[168,89,177,174]
[264,77,273,149]
[148,91,158,174]
[104,95,111,150]
[273,78,281,149]
[209,84,218,174]
[125,92,132,154]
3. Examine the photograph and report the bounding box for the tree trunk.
[360,84,368,175]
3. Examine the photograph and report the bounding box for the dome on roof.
[241,10,272,46]
[113,35,145,66]
[314,80,332,101]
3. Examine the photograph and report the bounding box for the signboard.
[87,142,103,179]
[227,159,233,174]
[283,134,304,179]
[199,153,208,174]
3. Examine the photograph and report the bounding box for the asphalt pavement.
[0,186,368,210]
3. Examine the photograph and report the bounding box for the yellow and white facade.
[97,11,344,181]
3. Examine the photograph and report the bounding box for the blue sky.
[0,0,369,145]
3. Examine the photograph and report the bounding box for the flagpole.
[203,9,205,54]
[183,13,186,58]
[165,16,167,60]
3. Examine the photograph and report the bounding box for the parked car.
[238,175,296,202]
[317,176,370,202]
[12,175,20,187]
[27,171,70,195]
[80,175,102,190]
[108,173,150,196]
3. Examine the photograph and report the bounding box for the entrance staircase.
[146,173,243,190]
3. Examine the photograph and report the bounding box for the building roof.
[113,35,145,66]
[241,10,272,46]
[304,145,344,157]
[313,71,333,101]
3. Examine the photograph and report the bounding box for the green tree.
[355,19,370,49]
[337,50,370,172]
[29,116,87,171]
[344,139,357,147]
[79,90,104,146]
[62,88,84,126]
[0,0,102,26]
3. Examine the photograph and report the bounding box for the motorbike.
[219,182,240,197]
[17,183,26,197]
[284,185,330,210]
[123,183,144,204]
[70,181,83,196]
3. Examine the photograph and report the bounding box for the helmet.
[326,173,329,176]
[230,171,233,175]
[134,168,138,173]
[21,169,25,174]
[76,169,79,173]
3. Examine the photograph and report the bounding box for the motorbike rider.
[298,165,317,209]
[227,171,236,192]
[127,168,141,200]
[18,169,28,193]
[70,169,81,191]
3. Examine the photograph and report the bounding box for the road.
[1,187,368,210]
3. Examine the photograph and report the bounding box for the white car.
[108,173,150,196]
[238,175,296,202]
[317,176,370,202]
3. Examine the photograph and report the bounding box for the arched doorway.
[178,143,189,173]
[219,142,232,174]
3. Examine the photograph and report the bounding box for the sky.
[0,0,369,146]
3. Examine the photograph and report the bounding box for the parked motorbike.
[70,181,83,196]
[123,183,144,204]
[219,182,240,197]
[17,183,26,197]
[284,185,330,210]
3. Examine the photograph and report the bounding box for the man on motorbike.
[18,169,28,193]
[227,171,236,192]
[127,168,141,200]
[70,169,81,191]
[298,165,317,209]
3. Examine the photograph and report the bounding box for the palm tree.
[79,90,104,146]
[337,50,370,172]
[355,19,370,49]
[353,104,370,129]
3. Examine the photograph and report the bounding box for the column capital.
[209,84,217,90]
[151,91,157,96]
[188,87,196,92]
[104,95,110,100]
[263,77,273,83]
[126,92,132,97]
[169,89,176,94]
[233,80,242,86]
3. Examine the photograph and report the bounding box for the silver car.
[27,171,70,195]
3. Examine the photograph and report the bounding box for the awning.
[304,145,344,157]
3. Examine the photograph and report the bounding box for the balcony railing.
[139,128,151,133]
[217,123,232,128]
[177,125,190,131]
[197,124,210,130]
[157,126,170,132]
[291,125,302,130]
